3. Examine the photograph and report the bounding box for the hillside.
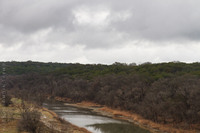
[1,61,200,132]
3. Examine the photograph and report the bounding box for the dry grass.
[1,98,90,133]
[0,120,19,133]
[54,96,72,103]
[77,101,100,107]
[0,98,22,133]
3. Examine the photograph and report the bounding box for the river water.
[43,101,150,133]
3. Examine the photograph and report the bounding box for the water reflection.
[61,114,123,128]
[88,123,149,133]
[44,102,150,133]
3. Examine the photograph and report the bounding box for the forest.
[1,61,200,129]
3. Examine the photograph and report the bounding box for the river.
[43,101,150,133]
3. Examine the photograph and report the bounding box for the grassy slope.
[0,98,90,133]
[0,98,23,133]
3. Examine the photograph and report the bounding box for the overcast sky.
[1,0,200,64]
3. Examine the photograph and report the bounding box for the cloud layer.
[1,0,200,64]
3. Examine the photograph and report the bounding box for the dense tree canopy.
[1,61,200,129]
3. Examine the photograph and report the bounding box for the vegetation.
[1,61,200,130]
[0,61,68,75]
[0,98,83,133]
[1,61,200,80]
[0,98,48,133]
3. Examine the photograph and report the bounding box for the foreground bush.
[18,110,42,133]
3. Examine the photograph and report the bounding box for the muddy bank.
[54,97,200,133]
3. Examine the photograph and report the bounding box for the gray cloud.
[1,0,200,43]
[1,0,200,63]
[0,0,76,33]
[109,0,200,41]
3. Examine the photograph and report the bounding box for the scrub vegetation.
[1,61,200,131]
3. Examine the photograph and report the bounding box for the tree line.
[1,61,200,129]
